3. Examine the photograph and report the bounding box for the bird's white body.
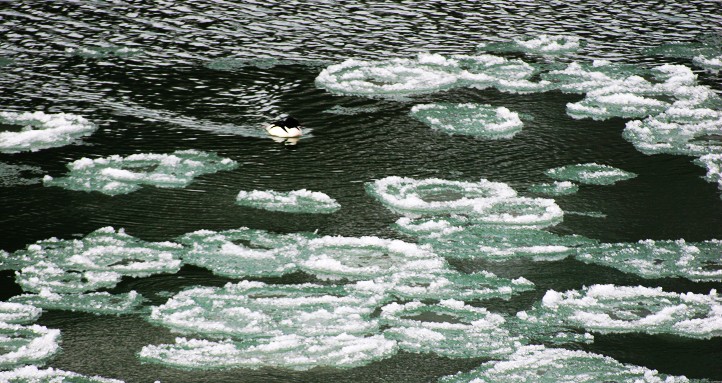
[265,124,303,138]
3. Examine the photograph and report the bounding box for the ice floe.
[696,153,722,194]
[516,285,722,340]
[577,239,722,282]
[65,45,142,59]
[43,150,238,195]
[139,333,397,371]
[438,345,691,383]
[0,111,97,153]
[0,366,124,383]
[480,35,582,55]
[10,291,144,315]
[0,302,42,325]
[0,323,60,369]
[235,189,340,213]
[410,103,523,139]
[3,227,183,294]
[149,280,382,339]
[528,181,579,196]
[645,38,722,72]
[545,163,636,185]
[380,300,520,358]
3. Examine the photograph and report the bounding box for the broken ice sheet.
[10,291,143,316]
[0,366,124,383]
[43,150,238,195]
[235,189,340,214]
[380,300,521,358]
[516,284,722,340]
[0,323,60,369]
[149,280,383,339]
[139,333,397,371]
[546,163,636,185]
[0,111,97,153]
[577,239,722,282]
[438,345,693,383]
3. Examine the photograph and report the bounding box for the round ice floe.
[177,228,315,278]
[6,227,183,293]
[139,333,397,371]
[410,103,523,139]
[528,181,579,196]
[567,92,670,120]
[10,291,143,315]
[0,302,42,325]
[0,323,60,369]
[235,189,341,213]
[0,111,97,153]
[381,300,520,358]
[454,54,550,94]
[578,239,722,282]
[468,196,564,227]
[546,163,636,185]
[366,176,517,216]
[517,284,722,340]
[296,236,447,281]
[353,270,535,302]
[438,345,691,383]
[149,280,382,339]
[0,366,124,383]
[315,54,459,97]
[43,150,238,195]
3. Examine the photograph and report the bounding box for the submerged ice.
[0,111,97,153]
[235,189,340,213]
[43,150,238,195]
[410,103,523,139]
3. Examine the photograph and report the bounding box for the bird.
[265,116,303,138]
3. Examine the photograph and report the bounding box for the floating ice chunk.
[381,300,520,358]
[541,61,647,94]
[397,220,596,262]
[177,227,316,278]
[0,302,42,325]
[410,103,523,139]
[296,236,447,281]
[315,54,459,97]
[65,44,142,59]
[528,181,579,196]
[546,163,636,185]
[438,345,691,383]
[578,239,722,282]
[693,54,722,70]
[235,189,341,214]
[479,35,582,55]
[454,54,550,94]
[353,270,535,302]
[10,291,143,315]
[0,323,60,369]
[0,366,124,383]
[366,176,517,216]
[0,111,97,153]
[644,40,722,72]
[567,92,670,120]
[695,153,722,195]
[43,150,238,195]
[15,262,122,294]
[468,196,564,227]
[517,285,722,340]
[149,280,382,339]
[623,106,722,156]
[139,333,397,371]
[0,162,43,187]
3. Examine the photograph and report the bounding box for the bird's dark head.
[284,116,301,128]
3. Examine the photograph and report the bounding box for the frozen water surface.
[0,111,97,153]
[410,103,523,139]
[380,300,521,358]
[0,323,60,370]
[438,345,692,383]
[546,163,637,185]
[235,189,340,214]
[578,239,722,282]
[0,366,124,383]
[10,291,143,316]
[517,285,722,340]
[43,150,238,195]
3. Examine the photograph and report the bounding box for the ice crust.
[0,366,124,383]
[43,150,238,195]
[516,285,722,340]
[410,103,523,139]
[3,227,182,294]
[578,239,722,282]
[0,323,60,369]
[235,189,340,213]
[10,291,143,315]
[380,300,521,358]
[438,345,691,383]
[0,111,97,153]
[546,163,637,185]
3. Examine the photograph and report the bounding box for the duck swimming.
[265,116,303,138]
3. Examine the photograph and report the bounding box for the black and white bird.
[265,116,303,137]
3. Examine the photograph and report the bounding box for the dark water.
[1,1,722,382]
